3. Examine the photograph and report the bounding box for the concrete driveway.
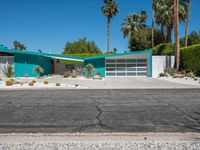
[0,89,199,133]
[52,77,200,89]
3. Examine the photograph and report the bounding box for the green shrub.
[6,80,14,86]
[153,43,174,55]
[159,73,166,77]
[63,71,71,78]
[29,82,34,86]
[180,44,200,75]
[2,65,14,78]
[56,83,61,86]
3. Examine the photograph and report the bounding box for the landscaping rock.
[93,75,102,80]
[173,74,185,78]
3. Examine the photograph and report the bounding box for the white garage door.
[106,58,147,77]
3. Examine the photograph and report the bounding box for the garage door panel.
[106,58,148,77]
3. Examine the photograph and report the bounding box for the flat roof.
[84,49,152,60]
[0,45,152,61]
[0,45,84,62]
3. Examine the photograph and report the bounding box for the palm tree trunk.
[174,0,180,72]
[161,24,165,43]
[185,0,192,47]
[166,24,172,43]
[107,16,111,53]
[152,0,155,47]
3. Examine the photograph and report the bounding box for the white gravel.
[0,133,199,150]
[0,141,200,150]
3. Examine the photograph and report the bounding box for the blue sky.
[0,0,199,53]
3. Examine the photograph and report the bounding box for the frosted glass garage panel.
[106,58,148,77]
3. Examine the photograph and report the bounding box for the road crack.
[153,96,200,125]
[91,97,112,130]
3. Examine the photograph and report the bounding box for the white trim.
[49,56,84,62]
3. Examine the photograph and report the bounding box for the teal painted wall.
[84,58,105,77]
[14,53,52,77]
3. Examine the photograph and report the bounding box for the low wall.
[152,56,175,77]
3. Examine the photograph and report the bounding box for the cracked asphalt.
[0,89,199,133]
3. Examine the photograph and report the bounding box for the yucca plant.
[2,65,14,78]
[34,65,44,78]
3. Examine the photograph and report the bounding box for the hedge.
[152,43,174,55]
[180,44,200,75]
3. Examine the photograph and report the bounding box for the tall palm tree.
[13,41,27,50]
[184,0,192,47]
[174,0,180,71]
[154,0,187,43]
[102,0,119,53]
[152,0,155,47]
[121,11,147,39]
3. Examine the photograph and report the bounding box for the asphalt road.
[0,89,199,133]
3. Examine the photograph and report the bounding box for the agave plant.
[85,63,95,78]
[34,65,44,78]
[2,65,14,78]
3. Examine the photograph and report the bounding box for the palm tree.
[184,0,192,47]
[102,0,119,53]
[121,11,147,39]
[174,0,180,72]
[152,0,155,47]
[13,41,27,50]
[154,0,187,43]
[113,47,117,53]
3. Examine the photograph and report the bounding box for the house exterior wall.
[84,58,106,77]
[152,56,175,77]
[14,53,52,77]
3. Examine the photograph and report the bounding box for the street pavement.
[0,89,199,133]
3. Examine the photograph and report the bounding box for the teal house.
[0,45,152,77]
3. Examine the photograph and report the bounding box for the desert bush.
[71,70,79,78]
[6,80,14,86]
[63,71,71,78]
[10,79,14,83]
[44,80,49,84]
[159,73,166,77]
[56,83,61,86]
[32,80,36,84]
[164,68,175,76]
[29,82,34,86]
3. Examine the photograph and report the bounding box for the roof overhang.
[47,56,84,62]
